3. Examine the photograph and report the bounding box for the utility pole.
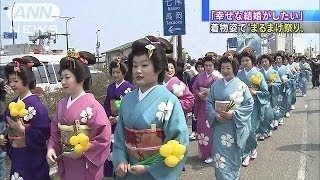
[96,29,100,63]
[3,2,16,44]
[52,16,75,52]
[309,40,312,59]
[177,35,182,61]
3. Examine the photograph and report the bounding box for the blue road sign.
[227,38,238,49]
[163,0,186,36]
[3,32,17,39]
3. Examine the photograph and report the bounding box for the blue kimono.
[112,85,189,180]
[274,65,293,115]
[298,62,312,95]
[288,63,299,105]
[260,67,280,132]
[103,81,134,177]
[206,77,253,180]
[237,67,268,158]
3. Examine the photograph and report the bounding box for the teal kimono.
[237,67,269,158]
[274,65,292,115]
[298,62,312,95]
[260,67,280,132]
[206,77,253,180]
[112,85,189,180]
[288,63,299,105]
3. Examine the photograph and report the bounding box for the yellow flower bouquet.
[269,73,277,84]
[7,100,28,138]
[63,133,91,154]
[250,74,262,90]
[136,140,186,168]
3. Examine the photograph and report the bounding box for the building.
[101,42,133,65]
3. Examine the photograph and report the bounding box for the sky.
[0,0,319,59]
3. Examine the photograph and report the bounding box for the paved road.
[180,86,320,180]
[7,86,319,180]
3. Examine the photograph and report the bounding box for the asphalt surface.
[180,85,320,180]
[5,86,319,180]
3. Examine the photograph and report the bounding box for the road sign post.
[163,0,186,36]
[3,32,17,39]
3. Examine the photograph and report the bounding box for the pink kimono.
[192,72,218,160]
[165,76,194,116]
[48,93,111,180]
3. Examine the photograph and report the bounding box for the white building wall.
[293,33,304,54]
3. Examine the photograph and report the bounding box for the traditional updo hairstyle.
[5,56,41,89]
[59,51,96,91]
[109,56,127,76]
[239,51,257,65]
[218,56,240,75]
[258,54,272,64]
[202,55,215,66]
[127,35,173,83]
[274,52,284,63]
[166,56,177,70]
[195,58,203,68]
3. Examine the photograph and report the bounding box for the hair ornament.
[66,50,88,69]
[145,44,156,59]
[13,61,21,73]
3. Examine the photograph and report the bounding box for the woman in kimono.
[163,57,194,117]
[282,55,295,117]
[258,54,280,137]
[188,59,204,140]
[192,55,221,164]
[206,56,254,180]
[112,35,189,179]
[298,56,312,97]
[1,56,51,180]
[237,51,269,166]
[46,51,112,180]
[273,53,291,123]
[103,58,134,177]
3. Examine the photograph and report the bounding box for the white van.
[0,54,104,93]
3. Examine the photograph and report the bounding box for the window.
[33,65,48,83]
[0,66,5,79]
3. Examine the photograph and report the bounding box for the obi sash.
[8,124,31,148]
[125,127,165,161]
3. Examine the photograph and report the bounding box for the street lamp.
[96,29,100,63]
[52,16,75,52]
[3,2,16,45]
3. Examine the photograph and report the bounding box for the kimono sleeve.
[83,103,111,171]
[192,75,201,98]
[25,104,51,150]
[179,83,194,113]
[111,106,128,168]
[47,103,62,152]
[206,84,217,127]
[256,73,269,105]
[103,86,112,117]
[146,97,189,180]
[233,87,254,149]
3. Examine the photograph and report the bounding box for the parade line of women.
[0,35,314,180]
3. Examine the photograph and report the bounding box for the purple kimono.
[192,72,219,160]
[103,80,134,177]
[48,93,111,180]
[5,94,51,180]
[165,76,194,116]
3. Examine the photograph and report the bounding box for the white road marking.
[298,99,308,180]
